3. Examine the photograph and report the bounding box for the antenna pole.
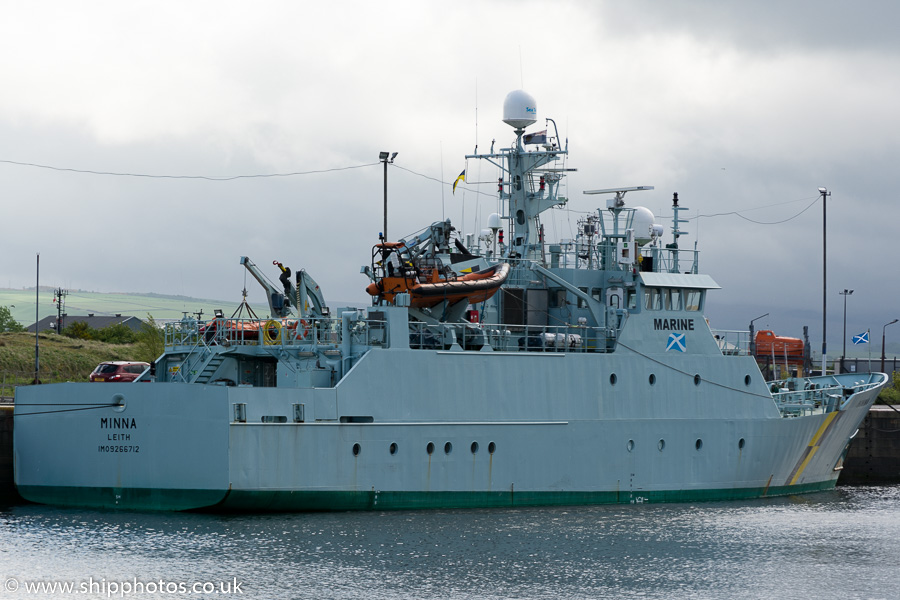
[53,287,68,333]
[34,253,39,384]
[383,156,388,242]
[819,187,831,375]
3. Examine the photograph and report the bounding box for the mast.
[465,90,571,263]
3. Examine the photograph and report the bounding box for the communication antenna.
[519,46,524,88]
[52,287,68,333]
[474,78,478,155]
[34,254,39,384]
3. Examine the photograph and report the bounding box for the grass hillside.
[0,332,149,396]
[0,288,269,328]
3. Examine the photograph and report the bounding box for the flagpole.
[862,329,871,372]
[840,289,853,372]
[34,253,40,384]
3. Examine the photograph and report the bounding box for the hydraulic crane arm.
[293,268,328,319]
[240,256,293,318]
[240,256,329,320]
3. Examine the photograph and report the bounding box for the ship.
[14,90,888,511]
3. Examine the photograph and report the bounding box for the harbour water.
[2,486,899,599]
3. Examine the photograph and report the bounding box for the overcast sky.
[2,1,899,353]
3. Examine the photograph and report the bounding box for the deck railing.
[769,375,885,417]
[408,321,611,353]
[164,316,387,351]
[710,329,751,356]
[165,316,613,355]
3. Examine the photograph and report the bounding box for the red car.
[89,361,150,382]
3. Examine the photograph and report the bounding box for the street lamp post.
[840,289,853,369]
[882,318,898,374]
[379,151,398,242]
[819,187,831,375]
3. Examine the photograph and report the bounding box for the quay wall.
[0,403,19,504]
[839,405,900,485]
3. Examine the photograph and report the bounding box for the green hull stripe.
[18,480,837,512]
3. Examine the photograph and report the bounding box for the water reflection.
[2,487,898,599]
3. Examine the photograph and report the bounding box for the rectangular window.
[578,287,589,309]
[626,290,637,310]
[644,288,662,311]
[666,289,682,311]
[685,289,701,311]
[548,288,565,308]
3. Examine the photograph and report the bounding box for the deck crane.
[239,256,328,319]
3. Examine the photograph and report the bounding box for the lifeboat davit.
[367,263,510,308]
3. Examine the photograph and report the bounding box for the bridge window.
[644,288,662,311]
[666,289,682,311]
[685,289,701,311]
[578,287,589,308]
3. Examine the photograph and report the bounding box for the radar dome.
[487,212,502,230]
[502,90,537,129]
[632,206,657,245]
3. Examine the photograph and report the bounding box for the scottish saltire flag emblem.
[666,332,686,352]
[524,129,547,145]
[852,330,869,345]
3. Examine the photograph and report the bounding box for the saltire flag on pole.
[452,169,465,194]
[524,130,547,145]
[852,330,869,345]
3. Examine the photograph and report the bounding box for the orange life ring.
[297,319,310,340]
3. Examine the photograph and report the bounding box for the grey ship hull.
[14,349,883,511]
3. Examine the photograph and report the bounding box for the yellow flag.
[452,169,465,194]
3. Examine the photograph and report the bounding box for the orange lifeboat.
[754,329,805,364]
[367,263,510,308]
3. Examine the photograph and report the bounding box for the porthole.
[610,373,617,385]
[695,439,703,451]
[389,442,398,455]
[352,443,361,456]
[658,439,666,452]
[426,442,435,455]
[444,442,453,455]
[649,374,656,385]
[471,441,479,454]
[627,439,635,452]
[693,374,701,386]
[488,441,496,454]
[744,375,752,386]
[738,438,745,450]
